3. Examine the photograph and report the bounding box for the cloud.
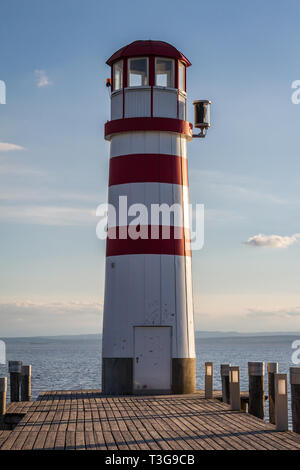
[0,300,103,336]
[0,163,45,176]
[244,233,300,248]
[247,307,300,318]
[0,205,96,226]
[0,142,24,152]
[0,300,102,316]
[35,69,52,88]
[191,170,286,205]
[205,208,245,223]
[0,188,101,203]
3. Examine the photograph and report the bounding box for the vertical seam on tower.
[143,174,146,325]
[122,88,125,119]
[172,133,178,359]
[151,86,153,117]
[159,133,162,326]
[182,136,190,358]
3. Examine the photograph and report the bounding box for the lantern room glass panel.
[128,58,148,86]
[155,58,174,88]
[178,61,185,91]
[113,60,123,91]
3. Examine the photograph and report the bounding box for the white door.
[134,326,171,392]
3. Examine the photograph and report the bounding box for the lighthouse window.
[178,61,185,91]
[155,58,174,88]
[128,58,148,87]
[113,61,123,91]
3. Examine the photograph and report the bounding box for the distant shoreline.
[1,331,300,340]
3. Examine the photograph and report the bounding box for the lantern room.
[106,40,191,122]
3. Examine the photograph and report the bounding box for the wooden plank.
[182,397,270,450]
[114,397,150,450]
[85,430,97,450]
[0,430,12,447]
[150,399,217,450]
[208,398,300,450]
[1,401,42,450]
[108,397,140,450]
[201,398,299,450]
[21,400,51,450]
[131,397,173,450]
[142,399,194,451]
[54,430,66,450]
[124,398,162,450]
[65,430,76,450]
[151,397,226,450]
[179,398,255,450]
[90,397,107,450]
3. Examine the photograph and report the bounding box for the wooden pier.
[1,390,300,450]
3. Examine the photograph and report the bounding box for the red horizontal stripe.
[105,117,193,140]
[109,154,188,186]
[106,225,191,257]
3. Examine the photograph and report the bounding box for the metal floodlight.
[193,100,211,138]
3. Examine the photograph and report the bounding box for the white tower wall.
[102,41,196,395]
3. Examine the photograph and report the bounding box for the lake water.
[0,334,299,428]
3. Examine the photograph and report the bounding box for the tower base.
[172,358,196,394]
[102,357,196,395]
[102,358,133,395]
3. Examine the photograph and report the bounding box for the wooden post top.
[0,377,7,392]
[267,362,278,373]
[220,364,231,376]
[248,362,264,376]
[275,373,287,381]
[21,365,31,376]
[8,361,22,373]
[290,367,300,384]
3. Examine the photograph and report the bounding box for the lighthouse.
[102,40,208,395]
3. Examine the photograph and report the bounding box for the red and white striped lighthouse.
[102,40,196,395]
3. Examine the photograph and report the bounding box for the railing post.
[205,362,213,399]
[8,361,22,402]
[274,373,288,431]
[21,365,31,402]
[248,362,264,419]
[229,366,240,411]
[290,367,300,434]
[220,364,230,404]
[0,377,7,425]
[268,362,278,424]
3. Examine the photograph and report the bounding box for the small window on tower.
[178,61,185,91]
[155,58,174,88]
[128,58,148,86]
[113,60,123,91]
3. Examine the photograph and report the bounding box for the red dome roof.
[106,40,191,67]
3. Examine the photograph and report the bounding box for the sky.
[1,0,300,336]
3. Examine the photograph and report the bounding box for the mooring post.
[290,367,300,434]
[274,373,288,431]
[248,362,264,419]
[220,364,231,404]
[229,366,240,411]
[0,377,7,424]
[268,362,278,424]
[21,365,31,402]
[205,362,213,399]
[8,360,22,402]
